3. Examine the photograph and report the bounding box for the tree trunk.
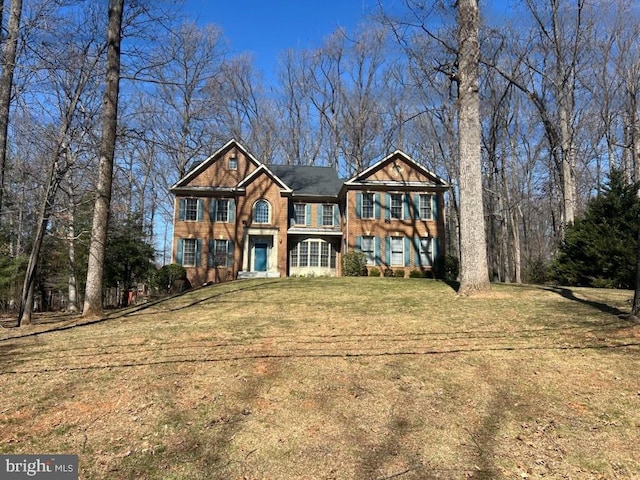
[67,200,79,313]
[82,0,124,317]
[0,0,22,217]
[457,0,491,295]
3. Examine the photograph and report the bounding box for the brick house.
[170,139,448,285]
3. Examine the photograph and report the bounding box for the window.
[420,194,433,220]
[294,203,306,225]
[299,242,308,267]
[362,193,374,219]
[209,239,233,267]
[361,236,375,265]
[418,237,433,266]
[290,240,337,269]
[322,204,334,226]
[309,242,319,267]
[320,243,329,267]
[390,194,403,219]
[390,237,404,266]
[182,239,198,267]
[253,200,270,223]
[216,199,230,222]
[185,198,199,221]
[229,156,238,170]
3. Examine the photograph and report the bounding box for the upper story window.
[216,199,229,222]
[390,194,403,219]
[362,193,375,219]
[322,204,335,226]
[185,198,199,221]
[420,194,433,220]
[229,156,238,170]
[253,199,270,224]
[294,203,306,225]
[179,198,203,222]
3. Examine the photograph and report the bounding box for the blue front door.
[254,243,268,271]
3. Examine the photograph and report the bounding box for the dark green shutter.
[208,239,215,267]
[229,199,235,223]
[432,195,439,221]
[413,194,421,220]
[195,239,202,266]
[385,236,391,265]
[374,237,381,265]
[404,237,411,266]
[209,199,216,222]
[197,200,204,221]
[374,194,381,219]
[385,194,391,221]
[333,205,339,225]
[355,193,362,219]
[178,199,186,221]
[176,239,184,265]
[317,204,323,225]
[227,240,234,267]
[305,204,311,226]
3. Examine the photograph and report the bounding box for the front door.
[254,243,268,271]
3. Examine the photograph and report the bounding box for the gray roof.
[269,164,344,197]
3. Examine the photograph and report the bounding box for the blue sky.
[183,0,398,76]
[182,1,511,78]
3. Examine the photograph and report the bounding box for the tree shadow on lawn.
[542,286,626,317]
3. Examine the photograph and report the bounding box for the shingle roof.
[269,164,344,197]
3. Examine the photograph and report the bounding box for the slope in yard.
[1,278,639,479]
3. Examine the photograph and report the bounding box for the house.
[169,139,449,285]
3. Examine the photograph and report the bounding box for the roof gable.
[170,139,262,191]
[345,150,448,188]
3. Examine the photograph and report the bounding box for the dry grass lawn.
[1,277,639,479]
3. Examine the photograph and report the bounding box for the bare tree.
[457,0,490,294]
[83,0,124,317]
[0,0,22,217]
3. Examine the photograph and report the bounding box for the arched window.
[253,199,270,224]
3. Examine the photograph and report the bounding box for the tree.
[0,0,22,218]
[83,0,124,317]
[457,0,490,295]
[550,169,639,288]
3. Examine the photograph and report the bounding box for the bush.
[154,264,190,294]
[525,257,550,285]
[342,251,367,276]
[394,269,405,278]
[435,254,459,281]
[368,267,381,277]
[409,269,423,278]
[550,169,639,288]
[383,268,394,277]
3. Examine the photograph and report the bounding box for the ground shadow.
[542,286,625,316]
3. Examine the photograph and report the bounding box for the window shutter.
[178,199,186,221]
[374,194,381,219]
[305,204,311,226]
[208,240,215,267]
[412,237,421,266]
[176,239,184,265]
[413,194,421,220]
[209,199,216,222]
[333,205,339,226]
[402,194,410,220]
[229,199,235,223]
[404,237,411,266]
[355,236,362,250]
[374,237,381,265]
[227,240,234,267]
[385,194,391,221]
[385,236,391,265]
[433,237,440,263]
[432,195,439,221]
[195,239,202,266]
[317,204,323,225]
[355,192,362,219]
[197,200,204,222]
